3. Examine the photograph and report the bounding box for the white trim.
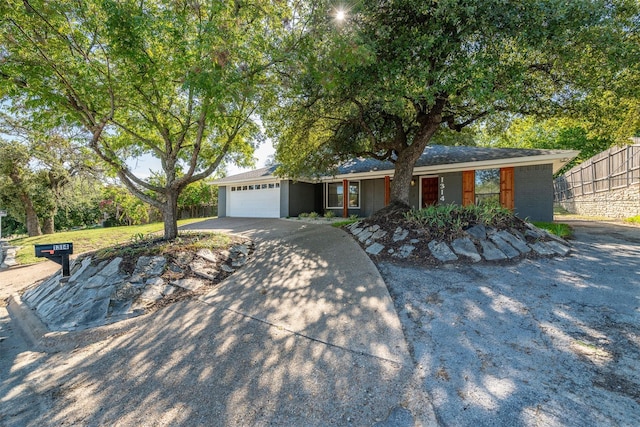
[317,152,579,182]
[213,150,579,186]
[325,180,361,209]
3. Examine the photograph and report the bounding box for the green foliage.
[323,211,336,218]
[308,212,319,219]
[532,222,573,239]
[10,217,207,265]
[624,215,640,225]
[332,219,359,228]
[267,0,639,204]
[1,0,292,239]
[404,203,516,236]
[100,185,149,226]
[478,117,616,174]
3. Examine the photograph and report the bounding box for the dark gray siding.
[442,172,463,205]
[218,186,227,218]
[514,164,553,221]
[279,180,289,217]
[288,181,321,216]
[409,176,420,209]
[361,178,386,216]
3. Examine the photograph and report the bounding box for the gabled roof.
[213,165,278,185]
[213,145,578,185]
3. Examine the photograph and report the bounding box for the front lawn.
[9,218,212,265]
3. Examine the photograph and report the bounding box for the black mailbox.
[35,242,73,277]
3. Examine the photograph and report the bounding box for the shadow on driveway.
[380,220,640,426]
[0,218,417,426]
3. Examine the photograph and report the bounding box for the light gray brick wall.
[556,183,640,218]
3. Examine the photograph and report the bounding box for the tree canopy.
[1,0,291,238]
[267,0,640,208]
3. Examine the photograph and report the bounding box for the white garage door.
[228,182,281,218]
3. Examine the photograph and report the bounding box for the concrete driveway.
[380,220,640,426]
[1,218,421,426]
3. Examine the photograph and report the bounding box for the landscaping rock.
[172,277,207,291]
[392,227,409,242]
[464,224,487,240]
[479,240,507,261]
[371,229,387,240]
[524,223,546,239]
[231,244,250,256]
[358,230,373,243]
[428,241,458,262]
[190,258,218,280]
[350,226,363,236]
[489,234,520,259]
[451,237,481,262]
[545,240,572,256]
[365,242,385,255]
[496,230,531,254]
[529,242,555,256]
[394,245,415,259]
[196,248,218,263]
[221,264,235,273]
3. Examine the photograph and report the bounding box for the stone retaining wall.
[555,183,640,218]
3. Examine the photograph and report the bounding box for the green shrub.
[324,211,336,218]
[533,222,572,239]
[404,203,517,236]
[308,211,319,219]
[299,212,309,218]
[625,215,640,225]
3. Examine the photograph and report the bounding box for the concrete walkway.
[1,218,420,426]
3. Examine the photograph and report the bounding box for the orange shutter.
[384,176,391,206]
[342,179,349,218]
[500,167,515,210]
[462,171,475,206]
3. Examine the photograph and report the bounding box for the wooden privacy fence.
[554,144,640,201]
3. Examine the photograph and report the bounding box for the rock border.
[21,240,253,332]
[346,221,571,264]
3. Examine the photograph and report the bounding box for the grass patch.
[332,219,359,228]
[95,231,232,264]
[625,215,640,225]
[10,218,212,265]
[532,221,572,239]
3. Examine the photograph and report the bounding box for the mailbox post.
[35,243,73,277]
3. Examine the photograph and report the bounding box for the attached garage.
[227,182,281,218]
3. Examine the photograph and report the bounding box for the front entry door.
[421,177,439,208]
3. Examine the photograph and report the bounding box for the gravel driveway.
[379,220,640,426]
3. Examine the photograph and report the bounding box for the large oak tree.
[268,0,639,210]
[1,0,290,238]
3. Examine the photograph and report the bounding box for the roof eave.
[318,151,580,181]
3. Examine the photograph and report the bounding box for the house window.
[475,169,500,205]
[268,183,275,188]
[249,185,254,190]
[261,184,267,189]
[242,186,248,191]
[231,187,236,191]
[275,182,280,188]
[326,181,360,208]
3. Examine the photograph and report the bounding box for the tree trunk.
[42,216,55,234]
[388,120,441,208]
[19,192,42,237]
[163,190,179,240]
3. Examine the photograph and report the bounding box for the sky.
[128,139,275,179]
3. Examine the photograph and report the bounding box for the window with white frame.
[326,181,360,209]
